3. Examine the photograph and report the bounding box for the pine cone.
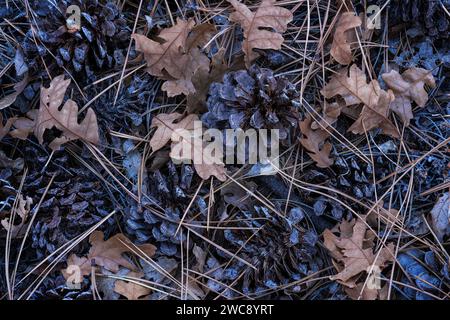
[205,205,323,298]
[124,161,207,257]
[23,0,131,82]
[30,273,93,300]
[20,144,114,259]
[202,65,301,143]
[377,0,450,39]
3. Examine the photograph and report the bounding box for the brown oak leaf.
[150,113,199,151]
[321,65,399,138]
[331,12,362,65]
[114,271,151,300]
[62,231,156,280]
[299,115,333,168]
[186,49,229,114]
[228,0,293,67]
[170,129,227,182]
[382,68,436,125]
[323,216,395,300]
[132,19,214,97]
[35,75,99,150]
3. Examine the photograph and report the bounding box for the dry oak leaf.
[299,115,333,168]
[35,75,99,150]
[228,0,293,67]
[133,19,214,97]
[114,271,151,300]
[323,217,395,298]
[382,68,436,125]
[430,192,449,241]
[321,65,399,138]
[187,48,229,114]
[150,113,199,151]
[331,12,362,65]
[62,231,156,279]
[170,130,227,182]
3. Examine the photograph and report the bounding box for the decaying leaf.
[382,68,436,125]
[132,19,215,97]
[113,271,151,300]
[321,65,399,138]
[1,195,32,238]
[170,129,227,182]
[228,0,293,67]
[323,216,395,300]
[150,113,227,181]
[186,49,229,114]
[150,113,198,151]
[62,231,156,280]
[330,12,362,65]
[311,101,343,130]
[430,192,449,241]
[299,115,333,168]
[35,75,99,150]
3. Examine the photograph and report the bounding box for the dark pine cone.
[30,273,93,300]
[21,144,114,260]
[201,65,301,143]
[377,0,450,40]
[23,0,131,82]
[124,161,207,257]
[205,204,324,298]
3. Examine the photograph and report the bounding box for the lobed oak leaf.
[35,75,99,150]
[113,271,151,300]
[133,19,214,97]
[170,129,227,182]
[330,12,362,65]
[299,115,333,168]
[382,68,436,125]
[186,49,229,114]
[323,216,395,299]
[150,113,199,151]
[321,65,399,138]
[62,231,156,280]
[228,0,293,67]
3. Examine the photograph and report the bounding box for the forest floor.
[0,0,449,300]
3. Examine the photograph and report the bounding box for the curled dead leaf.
[321,65,399,138]
[331,12,362,65]
[323,216,395,300]
[228,0,293,67]
[382,68,436,125]
[113,271,151,300]
[62,231,156,281]
[133,19,214,97]
[299,115,334,168]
